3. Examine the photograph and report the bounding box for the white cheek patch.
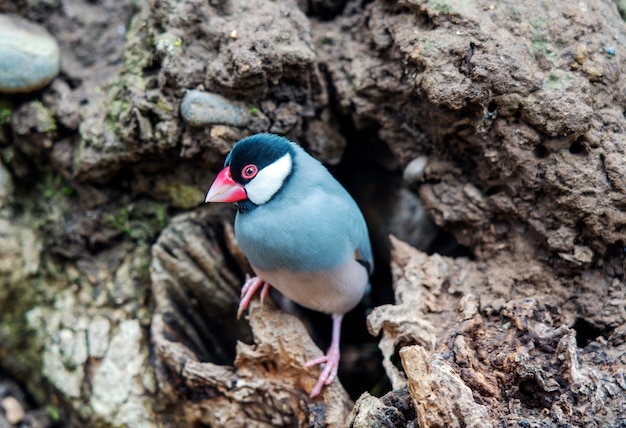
[245,153,293,205]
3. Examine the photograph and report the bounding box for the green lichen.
[317,37,330,46]
[45,405,60,422]
[528,16,561,65]
[429,0,453,14]
[104,201,169,243]
[123,15,153,75]
[155,97,174,114]
[106,97,132,127]
[156,205,167,229]
[100,9,156,147]
[106,208,131,234]
[128,200,170,242]
[0,107,11,127]
[543,70,574,92]
[43,172,74,199]
[32,101,57,134]
[61,186,74,196]
[165,183,204,209]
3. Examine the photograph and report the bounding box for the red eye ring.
[241,164,258,179]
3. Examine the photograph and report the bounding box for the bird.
[205,133,373,397]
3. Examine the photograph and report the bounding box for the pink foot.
[305,348,340,397]
[305,314,344,397]
[237,275,271,318]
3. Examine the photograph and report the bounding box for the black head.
[226,134,294,182]
[225,134,296,209]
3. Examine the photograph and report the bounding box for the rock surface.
[0,14,60,93]
[363,237,626,426]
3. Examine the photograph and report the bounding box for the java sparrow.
[205,133,373,397]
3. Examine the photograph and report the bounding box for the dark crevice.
[572,318,609,348]
[305,0,348,21]
[533,145,549,159]
[513,379,559,409]
[485,185,507,196]
[568,138,586,155]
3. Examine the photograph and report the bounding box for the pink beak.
[205,166,248,203]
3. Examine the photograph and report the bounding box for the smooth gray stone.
[0,14,60,94]
[180,90,251,127]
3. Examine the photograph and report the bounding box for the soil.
[0,0,625,427]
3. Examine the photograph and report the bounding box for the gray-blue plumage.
[230,134,373,315]
[235,141,372,272]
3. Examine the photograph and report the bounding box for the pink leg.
[305,314,344,397]
[237,275,271,318]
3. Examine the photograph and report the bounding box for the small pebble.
[180,90,251,127]
[2,396,25,425]
[0,14,60,94]
[403,156,429,184]
[604,45,616,56]
[573,245,593,264]
[463,183,484,203]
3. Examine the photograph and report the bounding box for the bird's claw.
[259,281,270,303]
[305,348,340,397]
[237,275,271,318]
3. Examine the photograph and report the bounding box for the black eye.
[241,164,258,179]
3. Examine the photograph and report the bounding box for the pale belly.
[252,259,369,315]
